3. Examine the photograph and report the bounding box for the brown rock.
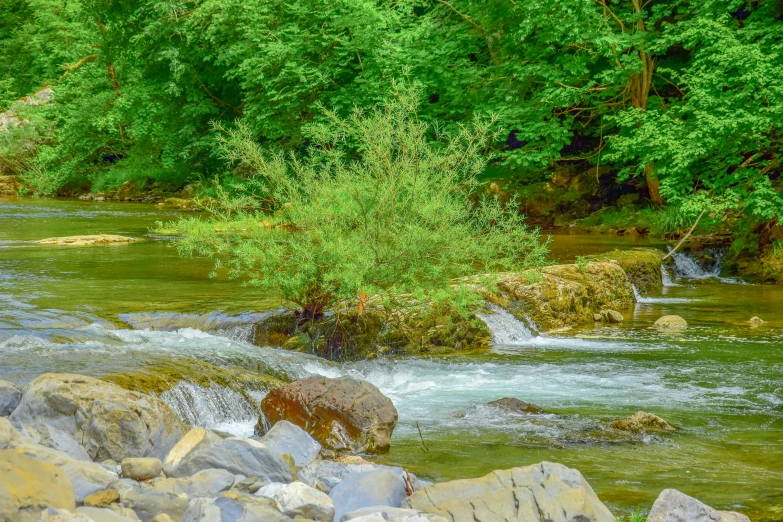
[83,489,120,508]
[488,397,546,415]
[610,411,676,433]
[0,450,76,521]
[261,376,398,454]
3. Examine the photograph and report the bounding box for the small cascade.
[661,265,678,287]
[159,381,260,436]
[670,250,722,280]
[477,304,535,346]
[216,324,256,343]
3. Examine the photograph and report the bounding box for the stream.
[1,197,782,521]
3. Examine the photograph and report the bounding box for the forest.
[1,0,782,230]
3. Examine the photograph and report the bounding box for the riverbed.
[1,197,781,521]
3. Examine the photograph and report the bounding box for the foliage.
[615,509,646,522]
[575,255,589,272]
[166,87,549,315]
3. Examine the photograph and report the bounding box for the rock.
[298,460,430,495]
[647,489,750,522]
[654,315,688,329]
[35,235,142,246]
[163,437,292,482]
[611,411,676,433]
[749,316,765,326]
[16,423,92,461]
[403,462,614,522]
[152,469,235,497]
[75,506,138,522]
[487,398,546,415]
[156,198,198,211]
[0,175,20,195]
[256,482,334,522]
[119,489,189,522]
[0,450,76,522]
[256,420,322,468]
[493,261,635,332]
[329,469,407,522]
[10,373,186,461]
[152,515,174,522]
[601,309,623,323]
[122,458,163,481]
[261,376,398,454]
[0,380,21,416]
[593,314,602,322]
[342,507,449,522]
[115,181,138,201]
[593,249,664,295]
[181,496,292,522]
[0,418,117,502]
[83,489,121,508]
[180,185,195,200]
[163,428,223,476]
[39,508,94,521]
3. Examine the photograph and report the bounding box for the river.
[1,197,781,521]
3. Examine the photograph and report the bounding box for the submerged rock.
[0,380,21,416]
[0,450,76,522]
[654,315,688,329]
[35,235,142,246]
[647,489,750,522]
[10,373,186,461]
[610,412,676,433]
[403,462,614,522]
[487,397,546,415]
[749,316,765,326]
[261,375,398,454]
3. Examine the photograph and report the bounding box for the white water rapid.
[476,304,535,345]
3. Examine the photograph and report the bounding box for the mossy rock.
[592,248,664,294]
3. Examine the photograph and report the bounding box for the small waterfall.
[670,250,722,280]
[661,265,678,287]
[216,324,256,343]
[159,381,260,436]
[477,304,534,346]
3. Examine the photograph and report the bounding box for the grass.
[615,509,647,522]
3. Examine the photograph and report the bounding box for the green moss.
[592,249,664,294]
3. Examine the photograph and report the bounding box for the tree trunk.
[644,162,662,206]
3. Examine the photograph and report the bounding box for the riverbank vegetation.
[2,0,782,231]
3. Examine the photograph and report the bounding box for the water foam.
[476,304,534,345]
[669,250,742,284]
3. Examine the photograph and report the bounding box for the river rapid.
[1,197,782,520]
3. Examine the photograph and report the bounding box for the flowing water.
[1,197,782,521]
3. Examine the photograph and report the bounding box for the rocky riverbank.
[0,372,751,522]
[254,249,664,360]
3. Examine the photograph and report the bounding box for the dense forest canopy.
[1,0,782,222]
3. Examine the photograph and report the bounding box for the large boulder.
[162,437,292,482]
[16,423,92,461]
[493,262,635,332]
[403,462,614,522]
[9,373,186,461]
[593,249,664,294]
[647,489,750,522]
[163,428,223,476]
[261,376,398,454]
[255,420,322,467]
[0,450,76,522]
[0,418,117,502]
[0,380,21,416]
[330,469,408,522]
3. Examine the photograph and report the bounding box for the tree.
[168,84,549,317]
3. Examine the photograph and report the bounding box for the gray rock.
[299,460,429,494]
[0,450,76,522]
[257,421,322,468]
[122,458,163,481]
[256,482,334,522]
[164,437,292,483]
[119,489,189,522]
[75,506,138,522]
[403,462,614,522]
[9,373,186,461]
[0,418,117,502]
[152,515,174,522]
[17,423,92,461]
[342,507,449,522]
[152,469,236,497]
[39,508,94,521]
[647,489,750,522]
[163,428,223,477]
[330,470,407,522]
[0,380,21,416]
[181,497,292,522]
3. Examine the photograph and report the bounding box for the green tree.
[168,85,549,316]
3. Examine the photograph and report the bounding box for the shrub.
[168,84,549,317]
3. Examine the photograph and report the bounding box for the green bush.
[168,85,549,317]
